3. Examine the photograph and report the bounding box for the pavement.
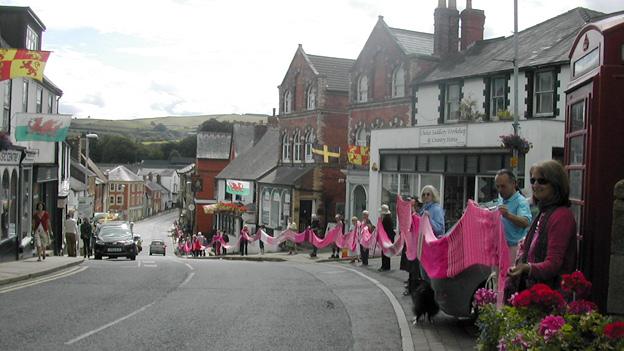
[0,251,85,286]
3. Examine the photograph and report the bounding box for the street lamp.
[84,133,98,199]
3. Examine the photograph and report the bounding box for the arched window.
[355,127,370,147]
[304,131,315,162]
[306,85,316,110]
[282,133,291,162]
[392,65,405,98]
[261,189,271,225]
[357,75,368,102]
[270,189,282,228]
[282,192,291,228]
[283,90,292,114]
[293,131,302,162]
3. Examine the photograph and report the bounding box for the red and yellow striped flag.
[347,145,370,165]
[0,49,51,82]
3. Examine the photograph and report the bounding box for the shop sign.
[419,126,467,148]
[0,150,21,165]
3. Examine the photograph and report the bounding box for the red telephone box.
[566,14,624,310]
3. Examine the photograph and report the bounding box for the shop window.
[381,155,399,171]
[417,156,427,172]
[261,190,270,225]
[399,155,416,172]
[1,170,8,239]
[282,192,291,224]
[477,176,497,203]
[381,173,398,226]
[400,174,418,198]
[466,156,478,174]
[447,155,465,174]
[479,155,501,174]
[270,190,282,229]
[419,174,442,199]
[429,155,445,172]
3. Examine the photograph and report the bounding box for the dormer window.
[357,75,368,103]
[391,66,405,98]
[26,26,39,51]
[293,131,302,162]
[306,86,316,110]
[282,133,291,162]
[283,90,292,114]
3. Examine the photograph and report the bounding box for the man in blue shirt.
[494,169,532,265]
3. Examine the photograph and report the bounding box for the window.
[117,184,124,191]
[445,82,461,121]
[491,77,506,117]
[109,183,115,192]
[293,131,302,162]
[36,86,43,113]
[355,127,369,147]
[117,195,123,205]
[109,196,115,205]
[22,80,29,112]
[2,81,10,132]
[306,85,316,110]
[304,131,314,162]
[270,190,282,228]
[261,190,271,225]
[392,65,405,98]
[282,133,291,162]
[357,75,368,102]
[47,94,54,113]
[25,26,39,51]
[283,90,292,114]
[535,71,555,116]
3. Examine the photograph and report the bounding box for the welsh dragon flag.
[226,179,250,196]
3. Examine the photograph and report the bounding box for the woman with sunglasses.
[419,185,445,237]
[507,160,577,295]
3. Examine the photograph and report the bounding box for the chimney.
[460,0,485,50]
[434,0,460,57]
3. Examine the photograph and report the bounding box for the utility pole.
[512,0,520,177]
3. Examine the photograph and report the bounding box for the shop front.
[0,148,25,262]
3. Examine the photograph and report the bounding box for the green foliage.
[88,134,196,162]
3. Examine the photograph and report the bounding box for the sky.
[4,0,622,120]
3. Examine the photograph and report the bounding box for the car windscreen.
[98,227,132,241]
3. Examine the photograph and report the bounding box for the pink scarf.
[335,223,358,251]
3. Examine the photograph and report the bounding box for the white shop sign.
[419,126,467,148]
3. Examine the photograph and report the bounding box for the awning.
[257,166,314,186]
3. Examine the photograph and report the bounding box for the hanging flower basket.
[499,134,532,154]
[0,132,13,152]
[215,202,247,214]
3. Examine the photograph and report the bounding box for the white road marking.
[0,266,88,294]
[179,272,195,287]
[319,270,347,274]
[184,263,194,271]
[65,302,155,345]
[336,266,415,351]
[143,264,157,268]
[137,260,141,267]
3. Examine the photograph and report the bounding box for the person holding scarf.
[419,185,445,237]
[239,225,250,256]
[507,160,577,296]
[378,204,395,272]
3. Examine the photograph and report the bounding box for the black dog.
[410,279,439,324]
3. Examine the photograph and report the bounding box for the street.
[0,212,475,351]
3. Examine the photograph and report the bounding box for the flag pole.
[512,0,520,177]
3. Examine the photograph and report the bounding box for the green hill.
[69,113,270,142]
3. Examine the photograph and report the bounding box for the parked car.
[149,240,166,256]
[93,223,138,260]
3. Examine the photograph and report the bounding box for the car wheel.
[163,250,166,256]
[95,255,102,260]
[150,252,152,256]
[130,255,136,261]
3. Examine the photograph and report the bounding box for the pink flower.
[538,315,566,341]
[473,288,497,307]
[567,300,597,314]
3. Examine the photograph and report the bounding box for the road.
[0,211,475,351]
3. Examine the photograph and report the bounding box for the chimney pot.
[448,0,457,9]
[466,0,472,9]
[438,0,446,8]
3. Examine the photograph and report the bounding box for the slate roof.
[138,168,177,177]
[307,54,355,92]
[421,7,604,83]
[388,27,434,56]
[258,166,315,186]
[146,181,169,194]
[107,165,143,182]
[216,128,280,181]
[196,131,232,160]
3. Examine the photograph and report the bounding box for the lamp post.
[84,133,98,214]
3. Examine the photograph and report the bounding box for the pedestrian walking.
[80,216,92,258]
[64,213,79,257]
[33,202,52,261]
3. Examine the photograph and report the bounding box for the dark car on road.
[149,240,166,256]
[94,222,138,260]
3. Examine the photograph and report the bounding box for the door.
[352,185,367,220]
[298,200,312,232]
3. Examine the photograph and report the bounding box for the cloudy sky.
[5,0,622,120]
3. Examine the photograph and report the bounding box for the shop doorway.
[298,200,312,232]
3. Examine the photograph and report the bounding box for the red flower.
[561,271,592,298]
[510,284,565,312]
[604,321,624,340]
[567,300,597,314]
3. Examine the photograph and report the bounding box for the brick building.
[106,165,144,221]
[276,45,354,229]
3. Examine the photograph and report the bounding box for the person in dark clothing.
[309,214,320,258]
[331,214,345,259]
[379,204,395,272]
[258,225,265,255]
[222,233,229,255]
[360,210,374,266]
[80,217,93,258]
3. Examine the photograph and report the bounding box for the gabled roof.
[216,128,280,181]
[306,54,355,92]
[196,131,232,160]
[421,7,604,83]
[145,181,169,194]
[388,27,434,56]
[107,165,143,182]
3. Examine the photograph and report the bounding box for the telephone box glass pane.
[570,136,584,165]
[569,170,583,200]
[570,204,582,230]
[570,101,585,132]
